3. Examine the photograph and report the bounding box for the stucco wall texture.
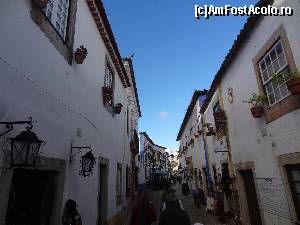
[0,1,137,225]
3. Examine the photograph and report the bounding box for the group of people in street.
[44,181,234,225]
[55,181,233,225]
[180,173,238,225]
[130,185,191,225]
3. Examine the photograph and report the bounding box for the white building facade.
[176,90,211,193]
[139,132,169,188]
[200,0,300,224]
[0,1,140,225]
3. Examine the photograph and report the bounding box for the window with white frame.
[43,0,70,39]
[258,40,291,106]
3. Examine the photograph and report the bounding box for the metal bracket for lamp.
[70,141,92,162]
[0,117,34,137]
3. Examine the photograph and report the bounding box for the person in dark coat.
[62,199,82,225]
[158,193,191,225]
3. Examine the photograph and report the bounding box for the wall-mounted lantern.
[9,129,43,168]
[70,141,96,177]
[0,117,44,168]
[79,151,96,177]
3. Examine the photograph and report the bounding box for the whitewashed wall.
[213,1,300,224]
[203,92,229,184]
[0,0,131,225]
[178,99,209,188]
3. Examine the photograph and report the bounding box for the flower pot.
[250,106,264,118]
[74,51,87,64]
[286,77,300,95]
[32,0,49,8]
[114,103,123,114]
[102,86,113,102]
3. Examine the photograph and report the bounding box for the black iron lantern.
[9,129,43,168]
[79,150,96,177]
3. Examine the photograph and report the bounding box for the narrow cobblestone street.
[148,183,221,225]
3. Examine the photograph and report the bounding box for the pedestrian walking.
[182,182,189,196]
[158,193,191,225]
[62,199,82,225]
[161,188,184,212]
[130,193,157,225]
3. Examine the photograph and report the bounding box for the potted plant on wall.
[74,45,88,64]
[114,103,123,114]
[243,93,267,118]
[102,86,113,103]
[203,123,215,136]
[272,71,300,95]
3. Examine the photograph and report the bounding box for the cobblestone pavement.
[148,183,222,225]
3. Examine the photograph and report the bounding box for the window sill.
[265,94,300,123]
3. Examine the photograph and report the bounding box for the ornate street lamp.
[70,141,96,177]
[79,150,96,177]
[0,117,44,168]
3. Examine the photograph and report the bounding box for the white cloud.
[158,111,169,119]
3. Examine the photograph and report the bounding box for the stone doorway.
[5,168,58,225]
[0,157,66,225]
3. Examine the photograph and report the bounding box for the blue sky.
[102,0,256,150]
